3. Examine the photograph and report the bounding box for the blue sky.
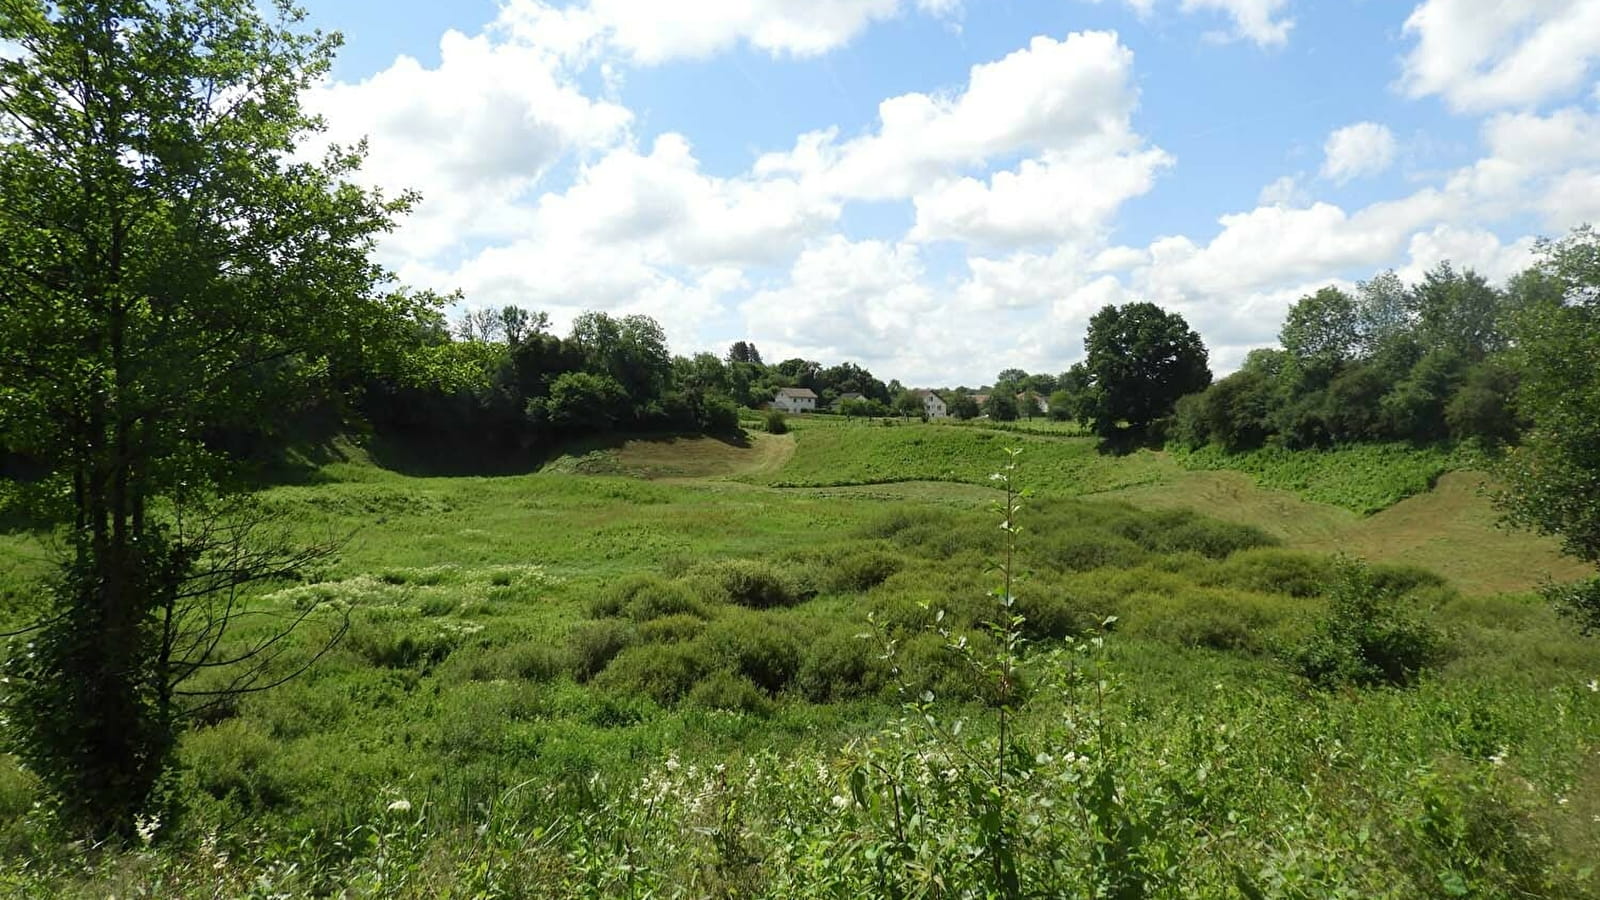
[298,0,1600,385]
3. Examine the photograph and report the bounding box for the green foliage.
[590,574,706,621]
[1172,441,1464,514]
[686,671,774,716]
[568,619,637,683]
[1290,558,1444,687]
[763,409,789,434]
[1079,302,1212,436]
[1499,226,1600,579]
[1540,577,1600,635]
[687,560,802,609]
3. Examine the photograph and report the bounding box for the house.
[1017,391,1047,417]
[912,389,948,419]
[772,387,818,413]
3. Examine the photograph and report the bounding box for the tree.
[948,393,980,420]
[726,340,764,366]
[983,393,1019,421]
[1355,269,1412,356]
[1499,226,1600,631]
[1411,262,1506,359]
[1281,286,1361,365]
[497,306,548,345]
[894,390,925,419]
[456,307,504,343]
[1078,303,1212,437]
[0,0,420,838]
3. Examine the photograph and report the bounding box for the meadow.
[1,419,1597,897]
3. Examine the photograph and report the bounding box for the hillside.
[1,423,1597,896]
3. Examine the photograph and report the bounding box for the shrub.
[687,671,774,716]
[183,719,285,809]
[638,613,708,644]
[823,549,903,593]
[592,573,706,621]
[1289,558,1443,687]
[1212,548,1333,598]
[689,560,803,609]
[795,629,887,702]
[569,619,637,683]
[1542,576,1600,635]
[593,643,709,705]
[702,615,803,694]
[345,620,461,670]
[764,410,789,434]
[1035,532,1148,572]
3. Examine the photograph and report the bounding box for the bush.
[687,671,774,716]
[638,613,709,644]
[591,573,706,621]
[764,410,789,434]
[593,643,709,705]
[1542,576,1600,635]
[689,560,803,609]
[702,615,803,694]
[183,719,285,809]
[1289,558,1443,687]
[700,396,741,435]
[345,620,461,670]
[1212,548,1333,598]
[569,619,637,683]
[795,629,887,702]
[823,549,903,593]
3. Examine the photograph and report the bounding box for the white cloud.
[1396,226,1538,284]
[497,0,920,64]
[909,147,1173,247]
[1399,0,1600,112]
[1320,122,1398,183]
[1257,174,1309,207]
[304,28,632,260]
[756,32,1144,200]
[1180,0,1293,47]
[1087,0,1292,47]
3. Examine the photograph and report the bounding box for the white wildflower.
[1488,750,1506,767]
[134,814,160,847]
[830,794,851,810]
[1587,679,1598,692]
[665,755,680,772]
[386,799,412,814]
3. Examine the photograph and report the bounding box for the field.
[2,419,1598,897]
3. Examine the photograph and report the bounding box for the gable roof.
[777,387,817,399]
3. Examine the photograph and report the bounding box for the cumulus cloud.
[756,32,1146,200]
[497,0,924,64]
[1320,122,1398,183]
[1087,0,1292,47]
[1399,0,1600,112]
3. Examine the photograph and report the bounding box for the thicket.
[1172,264,1527,452]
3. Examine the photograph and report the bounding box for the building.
[912,389,948,419]
[772,387,818,413]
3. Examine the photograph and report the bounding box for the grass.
[1,425,1597,896]
[1168,440,1475,514]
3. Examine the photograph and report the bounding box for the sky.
[295,0,1600,386]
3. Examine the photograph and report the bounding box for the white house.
[913,389,948,419]
[772,387,818,413]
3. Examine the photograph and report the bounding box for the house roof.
[837,392,864,400]
[911,389,945,401]
[777,387,818,399]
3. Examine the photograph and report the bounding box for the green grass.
[741,416,1170,495]
[1169,441,1475,514]
[2,428,1598,896]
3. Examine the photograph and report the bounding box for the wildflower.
[1587,679,1598,692]
[1557,796,1569,807]
[830,794,851,810]
[1488,749,1506,767]
[665,755,680,772]
[386,799,412,814]
[134,814,161,847]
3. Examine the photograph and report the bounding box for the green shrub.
[638,613,708,644]
[764,410,789,434]
[1212,548,1334,598]
[592,573,706,620]
[795,630,887,702]
[1035,532,1148,572]
[1289,558,1443,687]
[183,719,285,809]
[687,672,774,716]
[593,643,709,705]
[689,560,803,609]
[1013,588,1094,640]
[345,620,460,670]
[702,615,803,694]
[1542,576,1600,635]
[822,549,903,593]
[569,619,637,683]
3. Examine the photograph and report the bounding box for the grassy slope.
[2,425,1598,895]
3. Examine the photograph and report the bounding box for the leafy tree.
[948,393,980,420]
[1411,262,1505,358]
[542,372,628,433]
[983,393,1019,422]
[498,306,547,345]
[456,307,504,343]
[1355,269,1412,355]
[1281,286,1361,365]
[727,340,764,366]
[569,312,672,417]
[1445,361,1519,444]
[1499,227,1600,613]
[0,0,420,837]
[894,390,925,419]
[1078,303,1211,437]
